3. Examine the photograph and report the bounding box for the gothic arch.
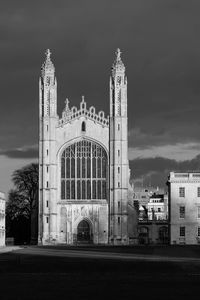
[74,216,93,230]
[159,226,168,244]
[138,226,149,245]
[57,136,108,159]
[59,138,108,200]
[76,218,93,242]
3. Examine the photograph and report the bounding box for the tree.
[6,190,31,220]
[6,163,39,244]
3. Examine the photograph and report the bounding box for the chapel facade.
[38,49,136,245]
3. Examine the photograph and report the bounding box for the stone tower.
[38,49,58,244]
[38,49,133,245]
[109,49,129,244]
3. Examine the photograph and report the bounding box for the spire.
[112,48,125,75]
[41,48,55,76]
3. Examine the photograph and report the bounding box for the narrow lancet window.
[81,121,86,132]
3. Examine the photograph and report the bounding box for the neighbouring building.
[133,187,165,207]
[135,189,169,244]
[38,49,137,245]
[168,172,200,245]
[148,193,168,221]
[0,191,5,247]
[138,220,168,244]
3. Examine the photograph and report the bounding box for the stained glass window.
[61,140,107,200]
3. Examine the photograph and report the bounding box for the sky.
[1,0,200,194]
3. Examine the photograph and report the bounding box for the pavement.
[0,246,21,253]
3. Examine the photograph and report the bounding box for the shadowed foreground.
[1,246,200,299]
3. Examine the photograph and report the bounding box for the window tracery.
[61,140,107,200]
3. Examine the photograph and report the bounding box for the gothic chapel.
[38,49,136,245]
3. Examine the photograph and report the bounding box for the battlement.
[58,97,109,128]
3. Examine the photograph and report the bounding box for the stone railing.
[170,172,200,180]
[58,97,109,128]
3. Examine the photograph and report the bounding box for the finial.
[65,98,70,111]
[81,95,85,102]
[112,48,125,74]
[41,49,54,76]
[45,49,51,60]
[116,48,122,61]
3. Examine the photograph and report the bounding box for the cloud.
[128,124,200,153]
[0,145,38,159]
[129,142,200,161]
[130,154,200,189]
[1,0,200,172]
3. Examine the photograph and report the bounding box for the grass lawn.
[0,245,200,300]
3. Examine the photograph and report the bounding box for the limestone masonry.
[0,191,5,247]
[38,49,136,245]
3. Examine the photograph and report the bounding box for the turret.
[109,49,129,245]
[38,49,58,244]
[39,49,57,117]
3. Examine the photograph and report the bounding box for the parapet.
[58,96,109,128]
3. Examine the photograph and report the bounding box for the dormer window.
[81,121,86,132]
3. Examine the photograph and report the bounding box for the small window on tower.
[118,167,120,174]
[118,124,120,130]
[81,121,86,132]
[118,150,120,157]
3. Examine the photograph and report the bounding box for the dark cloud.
[0,147,38,159]
[1,0,200,155]
[130,154,200,189]
[129,122,200,149]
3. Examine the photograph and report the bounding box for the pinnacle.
[45,49,52,60]
[41,48,55,75]
[112,48,125,73]
[116,48,122,61]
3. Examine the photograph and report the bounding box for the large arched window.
[61,139,107,200]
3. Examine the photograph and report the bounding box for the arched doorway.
[77,220,92,243]
[138,226,149,244]
[159,226,168,244]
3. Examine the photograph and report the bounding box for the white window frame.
[179,187,185,198]
[179,206,185,219]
